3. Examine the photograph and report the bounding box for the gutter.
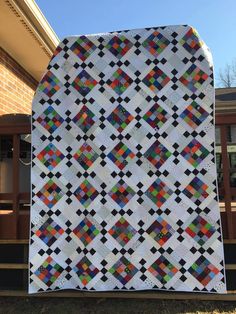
[5,0,59,57]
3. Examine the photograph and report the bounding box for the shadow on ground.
[0,298,235,314]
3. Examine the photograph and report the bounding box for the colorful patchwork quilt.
[29,25,226,294]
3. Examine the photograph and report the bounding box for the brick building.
[0,0,59,115]
[0,0,59,240]
[0,48,37,115]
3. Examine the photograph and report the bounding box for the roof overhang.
[215,87,236,114]
[0,0,59,81]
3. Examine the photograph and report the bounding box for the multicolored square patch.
[73,256,99,286]
[109,217,137,247]
[107,104,134,133]
[188,256,219,286]
[108,142,135,170]
[72,105,96,133]
[72,70,97,97]
[74,179,99,208]
[180,101,209,129]
[106,35,133,59]
[109,179,135,208]
[185,215,216,245]
[183,177,210,204]
[74,143,99,170]
[144,140,171,170]
[143,66,170,92]
[143,103,170,129]
[146,216,174,246]
[181,139,209,168]
[36,179,63,209]
[109,257,138,285]
[180,64,208,93]
[142,31,170,57]
[37,143,65,170]
[34,256,64,287]
[107,69,133,95]
[35,217,64,246]
[73,217,99,246]
[70,36,96,61]
[148,255,178,284]
[36,106,64,134]
[145,178,173,207]
[38,71,62,97]
[180,27,202,55]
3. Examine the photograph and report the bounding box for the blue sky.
[36,0,236,86]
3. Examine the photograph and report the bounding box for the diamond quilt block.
[36,180,63,209]
[107,69,133,95]
[72,105,96,133]
[180,27,202,55]
[180,101,209,129]
[109,257,138,285]
[73,217,99,246]
[109,179,135,208]
[106,35,133,59]
[34,256,63,287]
[185,215,216,246]
[145,178,173,208]
[189,256,220,287]
[72,70,97,97]
[36,106,64,134]
[181,139,210,168]
[144,140,171,170]
[143,103,170,130]
[183,177,210,204]
[148,255,178,284]
[142,31,170,57]
[107,142,135,170]
[35,217,64,246]
[38,71,62,97]
[180,65,208,93]
[70,36,97,61]
[73,256,99,286]
[37,143,65,170]
[143,66,170,93]
[107,104,134,133]
[109,217,137,247]
[146,216,174,246]
[74,143,99,170]
[74,179,99,208]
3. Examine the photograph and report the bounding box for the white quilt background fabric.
[29,25,226,294]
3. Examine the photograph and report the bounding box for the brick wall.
[0,47,38,115]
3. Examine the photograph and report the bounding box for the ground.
[0,298,235,314]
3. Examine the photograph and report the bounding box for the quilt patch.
[29,25,226,293]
